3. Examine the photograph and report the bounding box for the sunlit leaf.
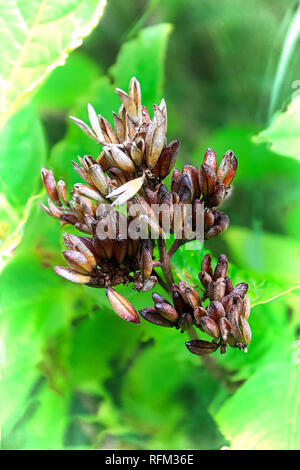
[0,106,47,270]
[216,361,300,449]
[0,0,107,127]
[255,95,300,162]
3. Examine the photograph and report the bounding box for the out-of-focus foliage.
[1,0,300,450]
[0,106,46,270]
[256,95,300,160]
[0,0,106,127]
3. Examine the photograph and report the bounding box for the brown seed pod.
[203,148,217,173]
[185,339,219,356]
[155,302,179,322]
[106,287,140,323]
[217,150,237,186]
[139,307,174,327]
[199,316,220,339]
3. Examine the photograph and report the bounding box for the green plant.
[1,0,300,451]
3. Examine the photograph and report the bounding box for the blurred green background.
[1,0,300,450]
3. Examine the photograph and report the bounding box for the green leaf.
[0,205,93,441]
[216,361,300,449]
[0,0,106,127]
[33,52,102,111]
[255,95,300,161]
[223,226,300,291]
[0,105,47,270]
[110,23,173,109]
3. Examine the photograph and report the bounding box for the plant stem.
[168,239,185,258]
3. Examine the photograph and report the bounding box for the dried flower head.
[39,77,250,356]
[139,254,251,355]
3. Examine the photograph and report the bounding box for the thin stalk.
[168,239,185,258]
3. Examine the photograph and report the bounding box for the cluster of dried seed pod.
[40,168,97,234]
[40,76,250,357]
[140,254,251,355]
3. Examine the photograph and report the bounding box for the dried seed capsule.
[57,180,69,206]
[205,211,229,239]
[69,115,100,143]
[129,77,142,122]
[199,316,220,339]
[99,115,119,144]
[139,307,174,327]
[201,254,213,277]
[199,163,216,199]
[74,183,107,203]
[145,106,166,168]
[116,88,138,124]
[130,141,143,167]
[87,103,105,144]
[204,148,217,173]
[64,234,97,269]
[242,295,251,320]
[106,287,140,323]
[204,208,214,230]
[141,105,150,123]
[54,266,92,284]
[225,278,234,295]
[178,174,193,204]
[72,160,92,185]
[41,169,60,205]
[88,164,108,195]
[100,237,113,260]
[213,278,226,301]
[40,203,56,219]
[155,139,179,179]
[155,302,179,322]
[211,183,225,207]
[239,316,252,348]
[140,240,153,279]
[219,317,232,342]
[152,293,168,305]
[47,199,62,218]
[105,146,135,173]
[172,287,189,314]
[183,165,200,200]
[228,306,244,345]
[63,250,92,274]
[231,282,248,298]
[217,150,237,186]
[182,283,201,308]
[221,294,234,313]
[142,276,158,292]
[207,301,226,322]
[145,188,158,205]
[213,254,228,280]
[178,312,193,332]
[171,168,182,193]
[113,109,127,143]
[185,339,219,356]
[113,236,127,265]
[193,306,207,324]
